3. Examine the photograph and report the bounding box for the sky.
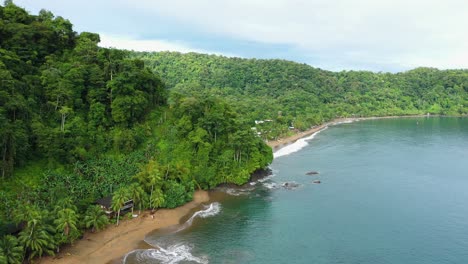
[12,0,468,72]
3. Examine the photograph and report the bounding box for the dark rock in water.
[306,171,319,175]
[313,180,321,184]
[282,182,300,190]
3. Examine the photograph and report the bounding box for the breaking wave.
[123,244,208,264]
[222,187,254,196]
[176,202,221,232]
[273,127,327,158]
[123,203,221,264]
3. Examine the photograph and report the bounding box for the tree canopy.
[1,1,467,263]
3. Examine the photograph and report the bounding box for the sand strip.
[39,190,210,264]
[267,115,431,150]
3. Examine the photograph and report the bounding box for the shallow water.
[125,117,468,264]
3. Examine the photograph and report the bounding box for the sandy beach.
[38,115,429,264]
[266,115,429,150]
[39,190,210,264]
[266,117,357,149]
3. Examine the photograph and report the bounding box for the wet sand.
[39,191,210,264]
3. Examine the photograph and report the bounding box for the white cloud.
[99,34,236,57]
[127,0,468,70]
[13,0,468,70]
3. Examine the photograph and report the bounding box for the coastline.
[39,190,210,264]
[266,115,433,151]
[37,114,450,264]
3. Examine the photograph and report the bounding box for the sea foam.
[174,202,221,233]
[127,203,221,263]
[273,127,327,158]
[123,244,208,264]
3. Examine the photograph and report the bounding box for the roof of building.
[95,196,113,208]
[95,196,134,209]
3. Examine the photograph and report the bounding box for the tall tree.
[127,183,145,215]
[111,187,130,226]
[17,210,56,262]
[134,160,163,210]
[53,208,79,246]
[83,205,109,233]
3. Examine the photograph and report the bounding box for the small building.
[95,196,134,217]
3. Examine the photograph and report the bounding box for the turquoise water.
[125,117,468,264]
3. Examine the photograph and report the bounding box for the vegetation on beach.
[0,1,467,262]
[0,2,271,262]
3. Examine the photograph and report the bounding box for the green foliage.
[0,3,167,179]
[17,208,56,261]
[83,205,109,233]
[53,199,80,246]
[127,183,146,213]
[133,52,468,138]
[111,187,130,226]
[152,94,273,190]
[4,2,467,263]
[0,235,23,264]
[162,180,190,209]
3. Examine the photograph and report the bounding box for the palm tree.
[0,253,6,264]
[54,197,77,212]
[149,188,165,211]
[128,183,145,215]
[111,187,130,226]
[0,235,23,264]
[134,160,163,210]
[53,208,79,246]
[84,205,109,233]
[18,214,56,262]
[12,204,41,228]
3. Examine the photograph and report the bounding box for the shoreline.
[266,115,437,151]
[38,114,458,264]
[39,190,210,264]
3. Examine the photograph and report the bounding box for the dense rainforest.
[0,1,467,262]
[133,52,468,139]
[0,2,271,262]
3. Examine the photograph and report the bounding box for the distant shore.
[266,115,433,151]
[39,190,210,264]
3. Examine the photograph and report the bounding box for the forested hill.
[0,3,272,262]
[133,51,468,138]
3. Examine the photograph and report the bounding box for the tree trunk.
[116,209,120,226]
[1,144,6,179]
[61,113,66,132]
[150,184,154,210]
[55,95,60,111]
[110,86,113,105]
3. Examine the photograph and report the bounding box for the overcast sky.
[13,0,468,72]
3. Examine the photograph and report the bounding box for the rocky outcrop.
[281,182,300,190]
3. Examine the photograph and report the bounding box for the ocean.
[124,117,468,264]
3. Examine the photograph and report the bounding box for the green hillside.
[0,2,271,262]
[134,51,468,138]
